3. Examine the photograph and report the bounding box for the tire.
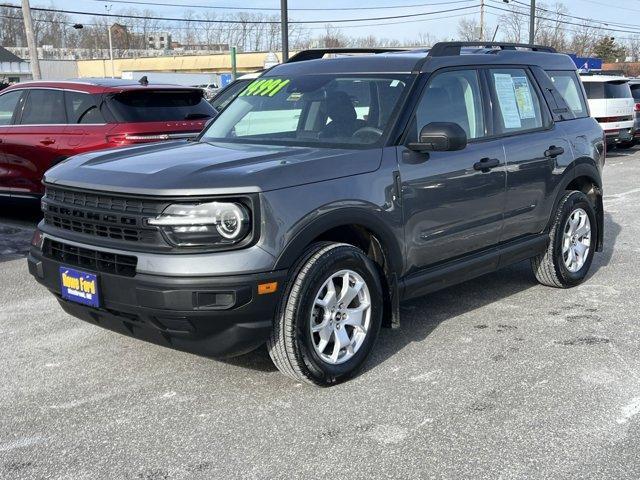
[531,191,597,288]
[267,242,384,386]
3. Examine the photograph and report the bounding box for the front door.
[0,89,26,194]
[398,68,507,274]
[2,89,66,195]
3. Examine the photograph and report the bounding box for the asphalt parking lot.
[1,149,639,480]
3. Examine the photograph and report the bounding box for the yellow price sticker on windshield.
[240,78,290,97]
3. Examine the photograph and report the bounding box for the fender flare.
[273,207,404,275]
[550,160,604,251]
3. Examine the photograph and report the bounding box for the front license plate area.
[59,267,100,308]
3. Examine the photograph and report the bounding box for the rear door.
[2,89,66,195]
[62,90,112,155]
[487,67,572,242]
[0,89,26,193]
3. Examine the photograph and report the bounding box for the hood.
[44,140,382,196]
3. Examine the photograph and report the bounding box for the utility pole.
[231,45,237,80]
[479,0,485,41]
[108,24,115,78]
[529,0,536,45]
[105,5,115,78]
[21,0,41,80]
[280,0,289,62]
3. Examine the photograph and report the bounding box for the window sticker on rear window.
[493,73,522,129]
[239,78,290,97]
[512,76,536,119]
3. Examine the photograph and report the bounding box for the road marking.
[0,436,44,452]
[617,397,640,424]
[605,188,640,200]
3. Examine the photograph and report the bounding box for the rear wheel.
[267,242,383,386]
[531,191,597,288]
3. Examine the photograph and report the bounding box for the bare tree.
[456,18,482,42]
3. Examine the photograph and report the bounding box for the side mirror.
[408,122,467,152]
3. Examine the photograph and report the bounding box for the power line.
[485,10,640,42]
[486,3,640,35]
[1,3,479,25]
[485,7,640,41]
[92,0,476,12]
[1,9,479,33]
[502,0,640,30]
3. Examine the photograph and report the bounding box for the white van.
[580,74,635,147]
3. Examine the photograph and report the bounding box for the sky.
[42,0,640,45]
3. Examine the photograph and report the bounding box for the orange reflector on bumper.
[258,281,278,295]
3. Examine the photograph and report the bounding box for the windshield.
[201,74,412,148]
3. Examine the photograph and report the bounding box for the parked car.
[193,82,219,101]
[29,44,605,386]
[0,79,216,198]
[580,74,635,148]
[628,78,640,144]
[209,72,261,112]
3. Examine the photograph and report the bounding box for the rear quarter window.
[547,71,588,118]
[106,89,216,122]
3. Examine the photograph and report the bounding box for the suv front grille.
[42,186,167,249]
[44,239,138,277]
[44,212,142,242]
[45,187,159,214]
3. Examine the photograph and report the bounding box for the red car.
[0,79,216,197]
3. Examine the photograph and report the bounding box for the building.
[148,32,172,50]
[0,46,31,84]
[76,50,285,77]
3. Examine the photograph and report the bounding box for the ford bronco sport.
[28,43,605,386]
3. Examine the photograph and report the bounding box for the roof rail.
[428,42,556,57]
[286,47,411,63]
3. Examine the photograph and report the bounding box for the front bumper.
[28,247,287,358]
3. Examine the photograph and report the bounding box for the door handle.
[473,157,501,172]
[40,137,56,146]
[544,145,564,158]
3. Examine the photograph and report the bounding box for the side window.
[20,89,66,124]
[0,90,23,125]
[211,80,250,111]
[489,69,545,134]
[65,91,105,124]
[412,69,485,141]
[547,71,588,118]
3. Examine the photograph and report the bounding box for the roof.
[2,78,203,94]
[580,75,629,83]
[0,46,25,63]
[266,44,576,77]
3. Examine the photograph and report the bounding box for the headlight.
[148,201,250,247]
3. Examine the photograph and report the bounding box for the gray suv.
[28,43,605,386]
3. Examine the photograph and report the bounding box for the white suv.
[581,74,635,148]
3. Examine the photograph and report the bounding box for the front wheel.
[531,191,597,288]
[267,242,383,386]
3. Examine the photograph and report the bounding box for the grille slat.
[44,239,138,277]
[46,187,159,214]
[43,187,165,247]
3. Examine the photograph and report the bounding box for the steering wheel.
[352,127,383,142]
